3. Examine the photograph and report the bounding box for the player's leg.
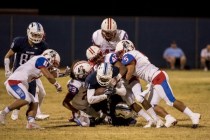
[35,79,49,120]
[1,81,32,125]
[26,93,43,129]
[129,81,163,128]
[148,86,177,128]
[160,71,200,128]
[130,103,155,128]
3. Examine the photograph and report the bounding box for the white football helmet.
[115,102,134,119]
[73,60,93,80]
[27,22,44,44]
[86,45,103,64]
[42,49,60,68]
[115,39,135,53]
[101,18,117,41]
[96,62,113,86]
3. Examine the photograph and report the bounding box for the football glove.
[104,87,116,96]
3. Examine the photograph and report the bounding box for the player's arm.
[125,60,136,81]
[40,67,62,92]
[40,67,57,84]
[63,93,78,113]
[4,49,15,77]
[87,87,107,104]
[63,81,79,112]
[114,61,127,81]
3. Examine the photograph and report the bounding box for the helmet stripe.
[36,22,41,32]
[108,18,112,30]
[88,47,95,54]
[103,62,108,75]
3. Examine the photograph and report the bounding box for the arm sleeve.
[87,88,107,104]
[4,58,10,72]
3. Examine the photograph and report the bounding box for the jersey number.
[19,54,34,65]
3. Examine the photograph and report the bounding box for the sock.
[146,107,158,121]
[27,116,35,123]
[37,105,41,115]
[164,114,176,121]
[183,107,194,117]
[3,107,11,114]
[138,109,152,121]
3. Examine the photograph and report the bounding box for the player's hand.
[108,77,117,87]
[104,87,116,96]
[5,70,12,78]
[54,81,62,93]
[64,66,71,76]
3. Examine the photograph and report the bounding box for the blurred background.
[1,1,210,69]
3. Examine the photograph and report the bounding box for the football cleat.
[191,113,201,128]
[26,121,44,129]
[143,119,155,128]
[165,115,177,128]
[11,109,19,120]
[156,119,165,128]
[35,113,50,120]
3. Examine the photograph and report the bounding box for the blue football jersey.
[11,36,49,71]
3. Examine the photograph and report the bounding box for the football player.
[86,45,163,128]
[92,18,128,55]
[4,22,50,120]
[62,60,101,127]
[85,62,139,126]
[0,49,62,129]
[116,39,201,128]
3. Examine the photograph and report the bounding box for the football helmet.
[42,49,60,68]
[27,22,44,44]
[101,18,117,41]
[96,62,113,86]
[86,45,104,65]
[115,40,135,58]
[73,60,93,80]
[115,102,134,119]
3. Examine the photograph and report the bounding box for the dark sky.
[1,1,209,17]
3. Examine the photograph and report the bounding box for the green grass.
[0,69,210,140]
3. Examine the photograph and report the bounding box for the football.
[94,87,106,95]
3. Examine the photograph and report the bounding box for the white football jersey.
[67,79,88,110]
[121,50,159,82]
[92,29,128,54]
[7,55,48,85]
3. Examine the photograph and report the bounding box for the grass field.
[0,68,210,140]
